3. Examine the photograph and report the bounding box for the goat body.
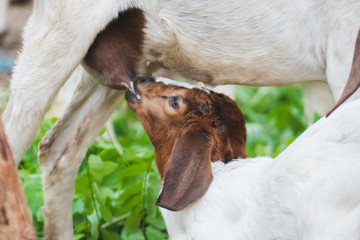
[83,1,360,102]
[2,0,360,238]
[127,77,360,240]
[4,0,360,162]
[163,112,360,239]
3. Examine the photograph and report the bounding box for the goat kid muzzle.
[125,89,141,105]
[125,76,156,104]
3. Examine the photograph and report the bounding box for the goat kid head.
[126,77,247,211]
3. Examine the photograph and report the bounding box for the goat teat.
[126,77,247,211]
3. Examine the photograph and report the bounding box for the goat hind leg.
[38,67,122,239]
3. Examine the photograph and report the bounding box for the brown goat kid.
[126,77,247,211]
[126,78,360,240]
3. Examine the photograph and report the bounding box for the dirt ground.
[0,0,33,87]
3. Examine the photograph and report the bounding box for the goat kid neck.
[161,98,360,239]
[160,157,297,240]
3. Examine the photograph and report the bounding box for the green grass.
[19,85,311,239]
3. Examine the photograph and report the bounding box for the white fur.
[1,0,360,238]
[156,77,210,93]
[161,98,360,240]
[299,82,334,122]
[0,0,7,34]
[141,1,360,95]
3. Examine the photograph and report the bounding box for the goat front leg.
[38,67,122,240]
[1,0,128,163]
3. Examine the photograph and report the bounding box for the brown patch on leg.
[0,208,9,225]
[0,179,7,225]
[84,8,146,90]
[0,121,36,238]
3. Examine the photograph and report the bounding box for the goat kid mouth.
[125,90,142,106]
[125,80,142,104]
[127,81,142,100]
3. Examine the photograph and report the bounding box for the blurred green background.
[18,84,318,240]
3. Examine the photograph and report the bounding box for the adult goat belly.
[141,1,326,86]
[83,8,147,91]
[84,3,327,91]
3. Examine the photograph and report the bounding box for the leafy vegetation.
[18,85,312,239]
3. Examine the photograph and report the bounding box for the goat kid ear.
[156,130,213,211]
[327,29,360,116]
[216,93,248,159]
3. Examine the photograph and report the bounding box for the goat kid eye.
[169,97,179,109]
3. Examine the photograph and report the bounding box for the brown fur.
[157,130,213,211]
[126,77,247,211]
[84,8,146,90]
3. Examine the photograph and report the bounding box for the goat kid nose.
[134,76,156,97]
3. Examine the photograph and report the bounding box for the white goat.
[127,76,360,240]
[2,0,360,238]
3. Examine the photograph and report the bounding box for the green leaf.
[73,199,85,214]
[313,112,322,122]
[121,228,145,240]
[22,175,43,216]
[36,207,44,223]
[146,172,161,193]
[50,117,58,124]
[128,231,146,240]
[88,211,99,240]
[100,228,120,240]
[89,154,103,170]
[124,206,142,231]
[97,140,116,150]
[100,205,113,223]
[121,195,142,210]
[40,119,53,132]
[92,182,104,204]
[74,233,85,240]
[99,148,120,161]
[103,161,119,173]
[146,226,167,240]
[99,127,106,136]
[89,154,119,179]
[118,182,142,202]
[146,214,166,231]
[74,221,88,233]
[118,163,148,178]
